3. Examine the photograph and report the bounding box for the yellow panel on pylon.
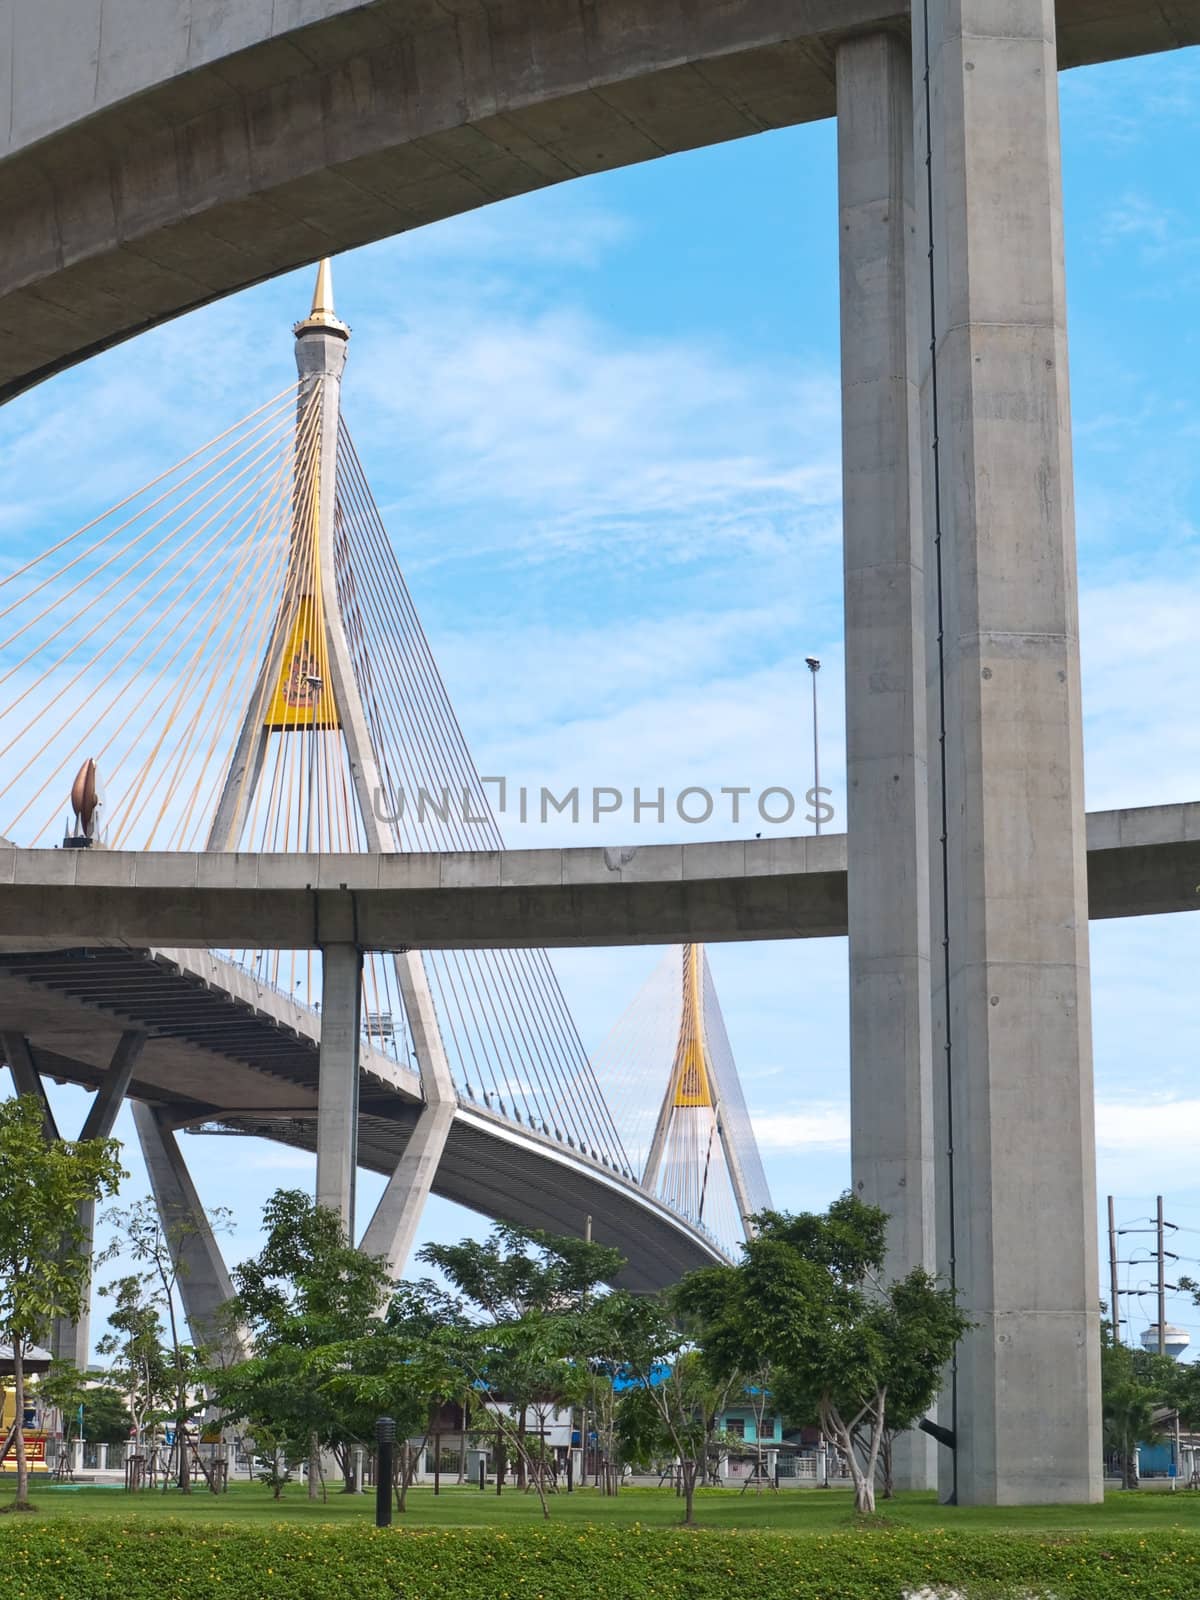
[264,597,339,730]
[671,945,713,1106]
[673,1038,713,1107]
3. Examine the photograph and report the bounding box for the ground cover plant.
[1,1485,1199,1598]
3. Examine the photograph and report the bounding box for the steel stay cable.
[339,480,624,1158]
[0,435,294,791]
[0,399,298,663]
[118,393,321,850]
[144,480,299,857]
[104,412,316,851]
[0,384,298,612]
[10,471,293,844]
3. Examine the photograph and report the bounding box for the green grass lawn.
[3,1481,1200,1598]
[2,1477,1200,1533]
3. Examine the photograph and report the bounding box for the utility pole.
[1108,1195,1121,1344]
[1116,1199,1178,1352]
[1158,1195,1167,1357]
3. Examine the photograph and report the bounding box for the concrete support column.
[4,1032,142,1370]
[132,1102,242,1357]
[2,1033,59,1141]
[360,1098,456,1277]
[316,943,363,1235]
[836,31,935,1492]
[914,0,1100,1503]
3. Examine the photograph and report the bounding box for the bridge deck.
[3,0,1196,402]
[0,803,1196,951]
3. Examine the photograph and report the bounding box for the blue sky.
[2,45,1200,1357]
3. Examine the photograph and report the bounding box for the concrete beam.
[0,803,1195,950]
[1,0,1194,403]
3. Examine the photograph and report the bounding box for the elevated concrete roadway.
[0,942,722,1291]
[2,0,1196,402]
[0,801,1196,951]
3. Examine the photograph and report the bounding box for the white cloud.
[750,1104,850,1153]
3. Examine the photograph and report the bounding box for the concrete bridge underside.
[0,942,722,1294]
[2,0,1197,403]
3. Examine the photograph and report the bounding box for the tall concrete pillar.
[316,942,363,1233]
[836,28,936,1493]
[132,1102,242,1357]
[53,1034,145,1369]
[914,0,1101,1504]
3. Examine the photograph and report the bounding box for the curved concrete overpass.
[2,0,1196,402]
[0,802,1195,951]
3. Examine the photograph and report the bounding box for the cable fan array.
[0,385,630,1177]
[587,945,772,1257]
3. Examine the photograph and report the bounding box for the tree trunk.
[307,1435,320,1500]
[516,1409,527,1489]
[12,1335,30,1511]
[880,1434,894,1500]
[682,1460,696,1526]
[1123,1436,1138,1492]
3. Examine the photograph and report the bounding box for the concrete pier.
[3,1031,141,1369]
[915,0,1101,1503]
[836,26,936,1494]
[315,943,363,1234]
[133,1102,241,1355]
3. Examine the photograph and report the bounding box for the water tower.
[1141,1325,1191,1361]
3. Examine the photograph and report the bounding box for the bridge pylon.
[138,260,457,1272]
[596,943,771,1257]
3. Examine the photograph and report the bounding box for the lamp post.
[376,1416,395,1528]
[805,656,822,835]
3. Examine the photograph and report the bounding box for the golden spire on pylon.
[294,257,350,340]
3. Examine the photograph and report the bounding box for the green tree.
[37,1370,133,1449]
[102,1198,226,1493]
[315,1282,467,1511]
[600,1290,728,1526]
[419,1224,623,1512]
[214,1189,392,1499]
[0,1095,124,1509]
[677,1195,969,1515]
[94,1273,173,1444]
[1101,1327,1174,1490]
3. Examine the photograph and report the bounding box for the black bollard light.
[375,1416,395,1529]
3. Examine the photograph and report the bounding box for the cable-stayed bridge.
[0,264,770,1361]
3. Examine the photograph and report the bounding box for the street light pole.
[805,656,822,835]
